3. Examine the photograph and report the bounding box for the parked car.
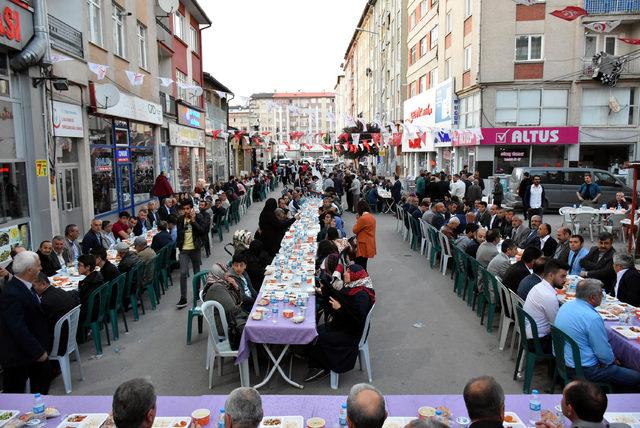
[504,167,636,211]
[277,158,293,168]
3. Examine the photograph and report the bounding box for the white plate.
[0,411,20,428]
[610,326,640,340]
[260,416,304,428]
[604,412,640,427]
[152,417,192,428]
[57,414,110,428]
[503,412,526,428]
[383,417,414,428]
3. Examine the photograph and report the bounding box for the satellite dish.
[192,86,203,97]
[94,83,120,109]
[158,0,178,14]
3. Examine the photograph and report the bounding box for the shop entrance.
[56,166,84,233]
[579,145,632,172]
[116,163,134,214]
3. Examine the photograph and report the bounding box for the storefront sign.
[480,127,579,146]
[92,83,163,125]
[115,149,130,163]
[452,129,482,147]
[94,157,112,172]
[35,159,48,176]
[51,101,84,138]
[0,222,30,266]
[499,150,527,162]
[0,0,34,51]
[435,78,458,127]
[404,88,435,128]
[177,104,205,129]
[169,122,205,148]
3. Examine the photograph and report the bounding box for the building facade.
[203,72,232,183]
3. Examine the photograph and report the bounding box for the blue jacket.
[579,182,601,200]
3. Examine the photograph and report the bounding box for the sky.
[200,0,366,105]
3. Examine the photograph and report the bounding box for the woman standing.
[152,171,174,205]
[258,198,297,256]
[352,200,376,270]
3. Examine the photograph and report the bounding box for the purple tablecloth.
[1,393,639,424]
[236,293,318,363]
[605,317,640,373]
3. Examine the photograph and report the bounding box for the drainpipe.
[227,93,235,177]
[10,0,51,71]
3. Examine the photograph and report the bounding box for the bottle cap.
[34,393,41,398]
[532,389,539,394]
[341,403,347,408]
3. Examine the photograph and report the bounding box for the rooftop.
[273,92,335,98]
[203,72,234,95]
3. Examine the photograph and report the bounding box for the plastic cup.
[192,409,210,426]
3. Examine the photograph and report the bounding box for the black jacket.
[40,286,80,355]
[81,230,103,255]
[487,215,503,231]
[432,213,446,230]
[0,277,50,367]
[617,268,640,307]
[151,230,173,253]
[477,211,491,228]
[523,184,546,210]
[391,180,402,203]
[158,205,177,222]
[259,199,296,255]
[176,214,206,251]
[503,260,532,292]
[79,271,104,323]
[541,236,558,258]
[100,260,121,283]
[580,247,616,294]
[554,240,570,263]
[133,219,152,237]
[38,250,61,277]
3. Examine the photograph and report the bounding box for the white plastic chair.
[49,305,83,394]
[497,283,515,351]
[508,290,525,360]
[572,213,597,242]
[438,232,452,275]
[330,304,375,390]
[604,214,627,242]
[395,205,402,233]
[200,300,249,388]
[558,207,573,228]
[419,219,429,256]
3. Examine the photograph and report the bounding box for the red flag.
[283,141,290,151]
[321,144,331,150]
[550,6,587,21]
[362,140,371,152]
[252,137,261,146]
[619,37,640,45]
[338,132,350,142]
[372,133,381,145]
[392,133,402,146]
[260,131,271,136]
[212,130,221,139]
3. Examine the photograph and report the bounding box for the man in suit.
[158,198,177,222]
[502,246,543,292]
[487,204,503,231]
[391,175,402,206]
[607,192,629,210]
[0,245,26,291]
[63,224,82,263]
[37,241,61,277]
[151,221,173,253]
[147,201,159,225]
[463,376,505,428]
[51,236,70,268]
[477,201,491,228]
[510,216,530,247]
[0,251,52,393]
[500,210,514,240]
[613,253,640,306]
[534,223,558,258]
[91,247,121,283]
[580,232,616,295]
[553,227,571,263]
[521,215,542,248]
[133,209,152,236]
[431,202,447,230]
[81,218,104,255]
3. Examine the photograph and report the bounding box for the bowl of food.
[191,409,210,426]
[418,407,436,421]
[252,312,263,321]
[306,418,325,428]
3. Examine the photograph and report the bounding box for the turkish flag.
[372,133,381,144]
[363,141,371,152]
[321,144,331,150]
[392,133,402,146]
[283,141,291,151]
[550,6,587,21]
[212,130,221,139]
[619,37,640,45]
[260,131,271,136]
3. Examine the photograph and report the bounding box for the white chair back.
[51,305,82,357]
[419,218,428,239]
[358,304,375,348]
[498,283,513,320]
[509,289,524,309]
[439,232,452,256]
[201,300,229,348]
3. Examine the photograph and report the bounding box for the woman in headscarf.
[258,198,296,256]
[243,239,271,290]
[305,263,375,382]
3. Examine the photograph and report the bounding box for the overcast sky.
[200,0,366,104]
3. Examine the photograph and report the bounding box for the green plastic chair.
[466,257,481,308]
[158,243,174,290]
[187,270,209,345]
[152,253,165,298]
[81,282,112,355]
[452,246,468,298]
[108,273,128,340]
[427,227,442,268]
[550,325,613,393]
[514,306,555,394]
[125,263,145,321]
[477,266,501,332]
[409,216,422,251]
[139,256,158,310]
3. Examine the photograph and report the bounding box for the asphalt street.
[49,191,581,396]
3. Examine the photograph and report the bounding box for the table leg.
[253,344,304,389]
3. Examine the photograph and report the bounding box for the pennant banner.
[125,70,144,86]
[50,53,74,64]
[583,20,620,33]
[619,37,640,45]
[550,6,587,21]
[158,77,174,87]
[88,62,108,80]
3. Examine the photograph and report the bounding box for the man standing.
[346,384,387,428]
[0,251,51,393]
[82,219,104,255]
[576,174,602,207]
[449,174,466,201]
[465,179,483,206]
[64,224,82,263]
[333,172,344,205]
[463,376,505,428]
[518,172,532,219]
[579,232,616,294]
[415,171,426,201]
[613,253,640,307]
[350,175,361,212]
[176,201,206,309]
[523,175,545,226]
[323,173,335,192]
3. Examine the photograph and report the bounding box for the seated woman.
[77,254,104,326]
[317,211,336,241]
[305,264,375,382]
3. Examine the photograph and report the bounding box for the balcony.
[48,15,83,58]
[584,0,640,14]
[582,56,640,77]
[156,17,173,52]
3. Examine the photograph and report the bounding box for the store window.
[55,137,79,163]
[0,162,29,222]
[494,146,529,174]
[90,147,117,215]
[0,100,17,159]
[531,145,564,168]
[581,87,637,126]
[0,54,10,97]
[496,89,568,126]
[132,148,154,205]
[177,147,192,191]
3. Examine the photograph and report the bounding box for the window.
[409,45,417,65]
[409,11,416,29]
[112,3,126,57]
[444,58,451,79]
[419,75,427,93]
[409,81,417,98]
[189,26,198,52]
[87,0,103,46]
[460,92,481,128]
[584,35,597,58]
[464,45,471,70]
[0,162,29,221]
[0,54,9,97]
[581,87,637,126]
[496,89,568,126]
[429,68,438,87]
[174,12,185,40]
[464,0,472,17]
[515,35,543,61]
[420,1,428,17]
[176,70,188,100]
[419,36,427,57]
[604,36,616,55]
[445,12,452,34]
[137,23,147,69]
[495,146,530,175]
[430,25,438,48]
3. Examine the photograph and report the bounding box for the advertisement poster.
[0,223,30,266]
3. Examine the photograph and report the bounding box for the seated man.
[487,239,517,280]
[502,246,542,293]
[346,384,387,428]
[567,235,589,276]
[91,247,120,284]
[535,223,558,258]
[554,279,640,391]
[465,227,486,259]
[151,221,173,253]
[607,192,629,210]
[134,236,156,287]
[476,229,501,267]
[579,232,616,295]
[523,259,568,353]
[441,217,460,242]
[517,256,546,301]
[112,211,133,240]
[613,253,640,307]
[224,387,263,428]
[77,254,104,325]
[549,380,612,428]
[112,378,157,428]
[37,240,60,277]
[463,376,505,428]
[81,219,105,255]
[114,242,140,275]
[226,252,257,313]
[455,223,479,251]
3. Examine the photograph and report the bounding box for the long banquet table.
[2,393,640,425]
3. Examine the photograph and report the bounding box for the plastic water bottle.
[339,403,347,427]
[434,410,443,424]
[528,390,541,426]
[218,408,225,428]
[32,393,45,421]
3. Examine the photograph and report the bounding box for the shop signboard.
[115,148,130,163]
[93,84,163,125]
[480,127,579,146]
[435,78,458,127]
[94,157,112,172]
[51,101,84,138]
[0,0,34,51]
[169,122,205,148]
[177,104,205,129]
[0,222,30,266]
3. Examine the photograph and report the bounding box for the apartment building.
[203,72,233,182]
[228,105,253,175]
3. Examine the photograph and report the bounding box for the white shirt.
[539,234,550,250]
[529,185,543,209]
[54,251,66,267]
[450,180,466,199]
[523,279,559,339]
[615,268,628,297]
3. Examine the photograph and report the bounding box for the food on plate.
[503,415,516,423]
[306,418,325,428]
[68,415,87,423]
[0,232,9,245]
[252,312,263,321]
[609,306,625,316]
[173,420,188,427]
[607,415,638,424]
[44,407,60,418]
[284,421,300,428]
[382,421,402,428]
[436,407,451,419]
[263,418,282,426]
[292,315,305,323]
[630,326,640,333]
[258,298,270,306]
[418,407,436,420]
[540,409,560,427]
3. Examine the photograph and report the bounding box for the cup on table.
[191,409,210,426]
